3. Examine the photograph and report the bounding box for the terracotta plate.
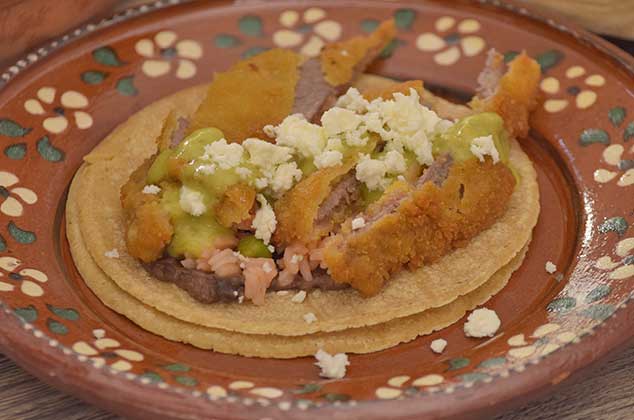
[1,0,634,418]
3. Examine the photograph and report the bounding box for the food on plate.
[67,19,541,358]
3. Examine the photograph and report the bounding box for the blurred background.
[1,0,634,69]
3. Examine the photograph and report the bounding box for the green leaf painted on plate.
[361,19,380,33]
[0,119,31,138]
[36,136,65,162]
[504,51,519,63]
[380,39,402,59]
[8,222,36,244]
[175,376,197,386]
[239,15,263,37]
[214,34,242,48]
[163,363,190,372]
[579,128,610,146]
[14,305,37,323]
[478,356,506,368]
[581,304,615,321]
[93,46,125,67]
[447,357,470,371]
[394,8,416,30]
[46,304,79,321]
[4,143,26,160]
[241,46,269,59]
[585,285,611,304]
[608,107,626,127]
[294,383,322,394]
[322,393,350,402]
[536,50,564,72]
[46,318,68,335]
[116,76,138,96]
[0,234,6,252]
[459,372,490,383]
[81,70,109,85]
[547,296,576,313]
[624,122,634,142]
[140,371,163,383]
[599,216,628,236]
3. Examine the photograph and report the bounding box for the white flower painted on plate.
[595,236,634,280]
[593,144,634,187]
[273,8,343,57]
[135,31,203,79]
[0,256,47,297]
[24,87,92,133]
[416,16,486,66]
[0,171,37,217]
[540,65,605,113]
[72,329,144,372]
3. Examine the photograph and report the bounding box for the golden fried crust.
[187,49,302,142]
[273,161,355,247]
[126,201,174,263]
[323,159,516,296]
[362,80,423,101]
[321,20,396,87]
[215,183,256,228]
[471,52,541,139]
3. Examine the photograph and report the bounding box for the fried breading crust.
[187,49,302,142]
[215,183,256,228]
[273,161,356,247]
[323,158,516,296]
[321,20,397,87]
[470,51,541,139]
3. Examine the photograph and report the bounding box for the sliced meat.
[323,156,516,296]
[293,20,397,122]
[292,58,336,122]
[315,172,361,225]
[170,117,190,147]
[144,256,347,304]
[476,49,505,99]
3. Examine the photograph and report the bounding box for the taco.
[67,20,541,357]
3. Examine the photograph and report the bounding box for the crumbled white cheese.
[267,245,275,253]
[271,114,326,158]
[179,186,206,216]
[262,262,273,273]
[104,249,119,258]
[430,338,448,354]
[470,135,500,164]
[464,308,501,338]
[335,87,369,112]
[303,312,317,324]
[397,175,406,182]
[197,164,216,175]
[383,150,407,174]
[545,261,557,274]
[276,290,290,296]
[314,349,350,379]
[291,290,307,303]
[238,295,244,304]
[235,167,252,179]
[202,138,244,169]
[142,184,161,195]
[355,154,388,191]
[243,138,294,167]
[321,107,363,137]
[269,162,303,195]
[314,150,343,169]
[252,194,276,244]
[351,217,366,230]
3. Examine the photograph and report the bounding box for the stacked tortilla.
[66,77,539,359]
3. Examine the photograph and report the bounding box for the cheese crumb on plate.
[464,308,501,338]
[545,261,557,274]
[104,249,120,259]
[315,349,350,379]
[291,290,306,303]
[303,312,317,324]
[430,338,448,354]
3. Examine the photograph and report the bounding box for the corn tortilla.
[68,79,540,337]
[68,182,528,357]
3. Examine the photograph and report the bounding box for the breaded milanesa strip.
[470,50,541,139]
[323,157,516,296]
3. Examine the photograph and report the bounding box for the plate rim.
[1,0,634,418]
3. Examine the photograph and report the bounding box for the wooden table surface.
[2,345,634,420]
[1,2,634,420]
